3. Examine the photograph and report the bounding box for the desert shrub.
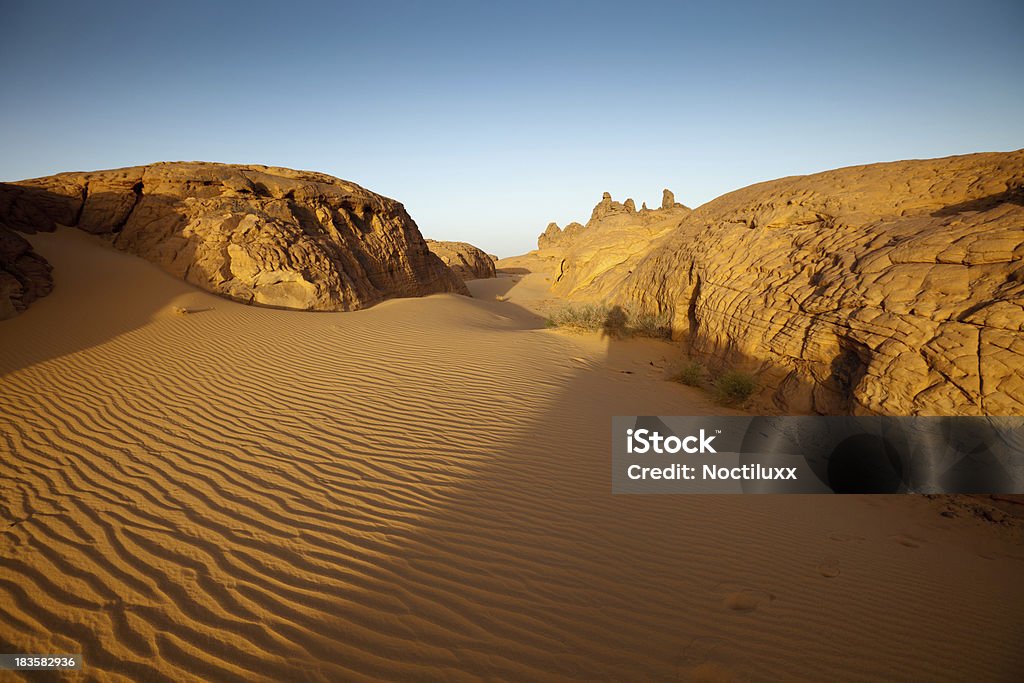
[714,370,758,406]
[670,360,705,387]
[625,307,672,339]
[546,303,671,338]
[602,306,629,338]
[546,304,613,332]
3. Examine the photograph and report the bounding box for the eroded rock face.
[499,191,692,282]
[533,192,692,297]
[538,222,563,249]
[661,189,677,210]
[608,152,1024,415]
[1,163,468,312]
[590,191,639,223]
[425,239,496,280]
[0,226,53,320]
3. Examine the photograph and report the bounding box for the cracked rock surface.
[0,226,53,320]
[0,162,468,313]
[425,239,496,280]
[597,151,1023,415]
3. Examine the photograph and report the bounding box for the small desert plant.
[625,307,672,339]
[670,360,705,387]
[714,370,758,406]
[546,303,672,339]
[602,306,629,338]
[546,304,612,332]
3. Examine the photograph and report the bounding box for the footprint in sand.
[890,534,922,548]
[817,558,841,578]
[724,589,770,614]
[722,588,775,613]
[677,636,752,682]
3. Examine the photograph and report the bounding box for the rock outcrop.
[537,221,585,250]
[589,191,638,223]
[605,151,1024,415]
[425,239,496,280]
[662,189,679,210]
[0,226,52,320]
[497,190,692,281]
[538,222,563,250]
[0,163,467,312]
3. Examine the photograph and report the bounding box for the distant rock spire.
[538,221,563,249]
[662,189,675,210]
[624,198,636,213]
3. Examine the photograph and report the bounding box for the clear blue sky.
[2,1,1022,256]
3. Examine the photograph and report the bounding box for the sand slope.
[0,229,1021,681]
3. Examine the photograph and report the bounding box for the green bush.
[670,361,705,387]
[714,370,758,406]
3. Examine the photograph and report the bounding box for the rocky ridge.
[500,189,692,293]
[425,239,496,280]
[0,162,468,313]
[595,152,1024,415]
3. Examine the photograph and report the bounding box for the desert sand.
[0,228,1021,681]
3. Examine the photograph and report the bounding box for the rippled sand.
[1,229,1021,681]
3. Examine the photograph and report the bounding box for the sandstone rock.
[590,192,635,223]
[0,163,467,312]
[548,193,692,298]
[0,182,80,234]
[538,222,562,249]
[562,222,585,240]
[425,239,496,280]
[0,226,52,320]
[513,193,693,280]
[601,151,1024,415]
[662,189,675,210]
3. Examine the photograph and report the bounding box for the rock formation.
[0,163,467,312]
[538,222,563,249]
[425,239,496,280]
[589,192,639,223]
[661,189,678,210]
[0,226,52,319]
[498,190,693,279]
[601,151,1023,415]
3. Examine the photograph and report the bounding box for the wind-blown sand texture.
[1,229,1022,681]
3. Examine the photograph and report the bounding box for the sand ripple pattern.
[1,232,1022,681]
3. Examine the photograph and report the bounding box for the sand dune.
[1,229,1022,681]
